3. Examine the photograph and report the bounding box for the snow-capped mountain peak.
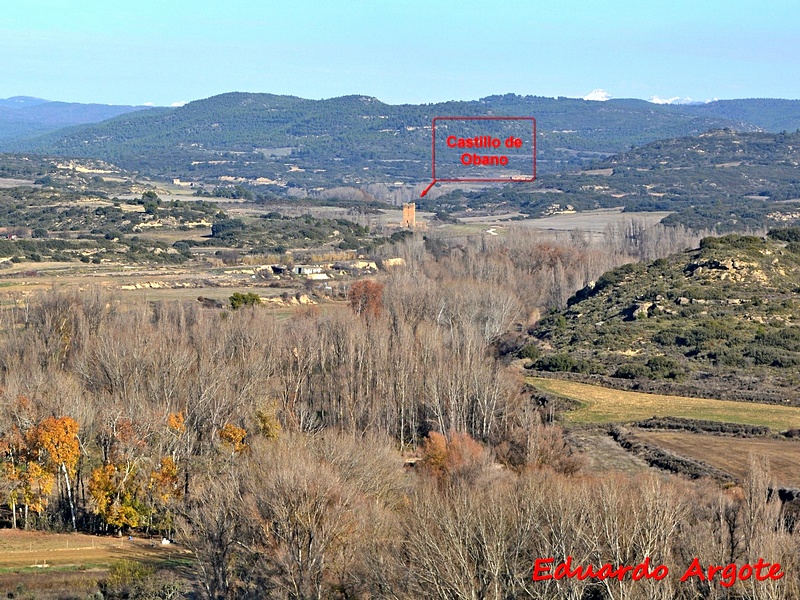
[583,89,612,101]
[650,95,692,105]
[649,95,713,105]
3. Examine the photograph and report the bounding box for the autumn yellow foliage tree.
[147,456,182,536]
[13,462,54,530]
[150,457,181,504]
[27,416,80,530]
[219,423,248,454]
[1,427,54,529]
[89,463,144,532]
[167,412,186,434]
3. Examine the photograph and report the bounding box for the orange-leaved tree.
[419,431,485,483]
[28,416,80,530]
[219,423,249,455]
[348,280,384,319]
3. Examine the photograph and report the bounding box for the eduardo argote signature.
[533,556,784,588]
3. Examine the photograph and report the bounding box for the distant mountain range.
[0,96,147,144]
[0,96,51,109]
[648,96,706,105]
[583,90,708,105]
[2,93,800,190]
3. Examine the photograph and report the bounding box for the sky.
[1,0,798,106]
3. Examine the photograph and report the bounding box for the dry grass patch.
[0,530,193,599]
[635,431,800,488]
[137,228,212,244]
[0,530,187,571]
[529,377,800,430]
[569,429,653,476]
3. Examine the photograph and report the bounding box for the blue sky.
[1,0,798,106]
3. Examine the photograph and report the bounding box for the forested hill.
[681,98,800,133]
[426,129,800,231]
[0,97,147,144]
[9,92,798,186]
[528,231,800,403]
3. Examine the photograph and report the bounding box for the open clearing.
[634,431,800,488]
[0,530,192,598]
[529,378,800,430]
[0,178,36,188]
[0,530,189,571]
[517,208,671,233]
[438,207,672,239]
[569,429,653,476]
[0,257,325,308]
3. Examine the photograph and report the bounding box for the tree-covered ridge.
[6,92,782,185]
[529,231,800,403]
[682,98,800,133]
[0,98,147,143]
[426,129,800,231]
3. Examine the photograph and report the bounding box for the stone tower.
[402,202,416,228]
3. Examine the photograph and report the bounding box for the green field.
[529,377,800,430]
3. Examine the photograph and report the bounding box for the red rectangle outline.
[432,116,537,183]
